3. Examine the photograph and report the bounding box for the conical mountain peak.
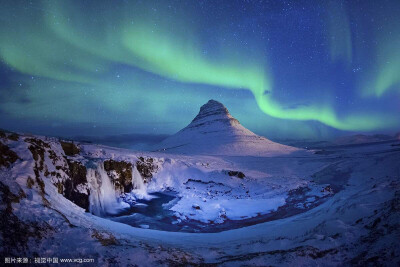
[196,100,229,118]
[153,100,299,156]
[189,100,239,129]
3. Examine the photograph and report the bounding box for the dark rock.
[26,138,49,173]
[60,141,80,156]
[48,149,60,165]
[136,157,158,183]
[67,160,87,186]
[25,137,89,211]
[0,141,20,168]
[55,182,63,194]
[62,160,89,211]
[184,178,225,186]
[7,133,19,141]
[192,204,201,210]
[25,138,50,206]
[226,170,245,179]
[0,181,26,212]
[0,181,50,255]
[26,138,50,149]
[91,229,118,246]
[321,185,334,193]
[63,179,89,211]
[26,177,35,189]
[0,130,19,141]
[103,160,133,193]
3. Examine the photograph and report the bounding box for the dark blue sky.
[0,0,399,141]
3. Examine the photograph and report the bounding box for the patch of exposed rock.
[0,181,51,257]
[225,170,246,179]
[26,137,90,211]
[63,160,89,211]
[60,141,80,156]
[136,157,158,183]
[103,160,133,194]
[0,130,19,141]
[0,141,20,168]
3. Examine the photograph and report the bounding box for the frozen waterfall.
[87,162,128,216]
[131,165,149,199]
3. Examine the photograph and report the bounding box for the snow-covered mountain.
[153,100,300,156]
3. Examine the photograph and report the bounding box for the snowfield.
[1,130,400,265]
[1,100,399,265]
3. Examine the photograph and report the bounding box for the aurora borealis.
[0,0,399,140]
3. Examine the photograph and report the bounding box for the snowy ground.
[1,132,399,265]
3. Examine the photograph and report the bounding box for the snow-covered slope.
[1,129,400,265]
[333,133,395,146]
[153,100,300,156]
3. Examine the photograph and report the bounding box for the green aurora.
[0,0,399,139]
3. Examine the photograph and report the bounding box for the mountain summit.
[153,100,300,156]
[187,100,241,130]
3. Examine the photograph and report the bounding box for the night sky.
[0,0,399,142]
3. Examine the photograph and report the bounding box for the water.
[110,192,184,231]
[109,188,335,233]
[87,162,337,233]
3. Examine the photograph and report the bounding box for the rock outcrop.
[25,137,90,211]
[136,157,158,183]
[103,160,133,193]
[60,141,80,156]
[226,170,246,179]
[63,160,89,210]
[0,141,20,168]
[1,133,161,212]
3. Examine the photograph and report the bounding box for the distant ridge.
[333,134,395,146]
[153,100,300,156]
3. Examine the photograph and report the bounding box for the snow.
[153,100,302,156]
[1,125,400,265]
[87,162,129,216]
[333,133,396,146]
[171,196,286,222]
